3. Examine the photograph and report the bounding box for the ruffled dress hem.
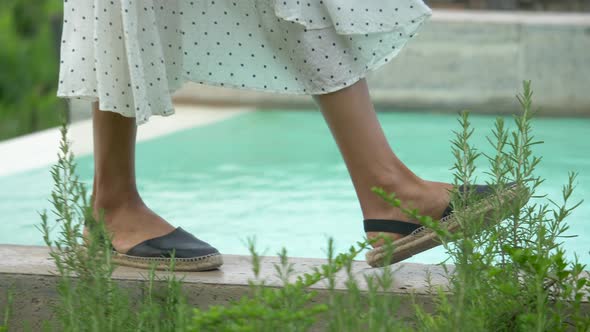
[57,0,432,126]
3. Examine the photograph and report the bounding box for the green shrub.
[407,81,589,331]
[26,82,588,331]
[0,290,10,332]
[0,0,65,141]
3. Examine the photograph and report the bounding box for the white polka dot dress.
[57,0,432,125]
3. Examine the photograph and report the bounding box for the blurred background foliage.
[0,0,65,141]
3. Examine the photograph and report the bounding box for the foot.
[364,180,454,247]
[89,195,176,254]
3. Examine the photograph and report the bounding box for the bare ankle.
[359,178,431,219]
[92,188,142,213]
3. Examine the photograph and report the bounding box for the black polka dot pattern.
[57,0,431,125]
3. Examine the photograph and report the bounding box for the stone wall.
[429,0,590,11]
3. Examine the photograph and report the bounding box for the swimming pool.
[0,110,588,265]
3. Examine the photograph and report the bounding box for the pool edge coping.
[0,244,451,293]
[1,244,588,331]
[0,105,251,177]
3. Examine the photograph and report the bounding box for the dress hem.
[56,6,432,126]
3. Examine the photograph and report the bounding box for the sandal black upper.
[363,219,422,235]
[125,227,219,259]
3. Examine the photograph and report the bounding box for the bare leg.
[312,79,453,245]
[90,102,175,253]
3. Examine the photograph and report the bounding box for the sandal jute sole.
[111,251,223,272]
[365,184,524,268]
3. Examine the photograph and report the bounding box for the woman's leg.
[312,78,453,245]
[90,102,175,253]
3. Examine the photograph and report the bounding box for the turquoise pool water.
[1,110,588,265]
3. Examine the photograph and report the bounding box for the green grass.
[2,81,588,331]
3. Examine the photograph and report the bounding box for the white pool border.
[0,105,251,177]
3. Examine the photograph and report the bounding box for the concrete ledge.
[173,9,590,117]
[0,244,448,331]
[1,244,588,331]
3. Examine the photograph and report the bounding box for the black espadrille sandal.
[111,227,223,271]
[364,183,522,267]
